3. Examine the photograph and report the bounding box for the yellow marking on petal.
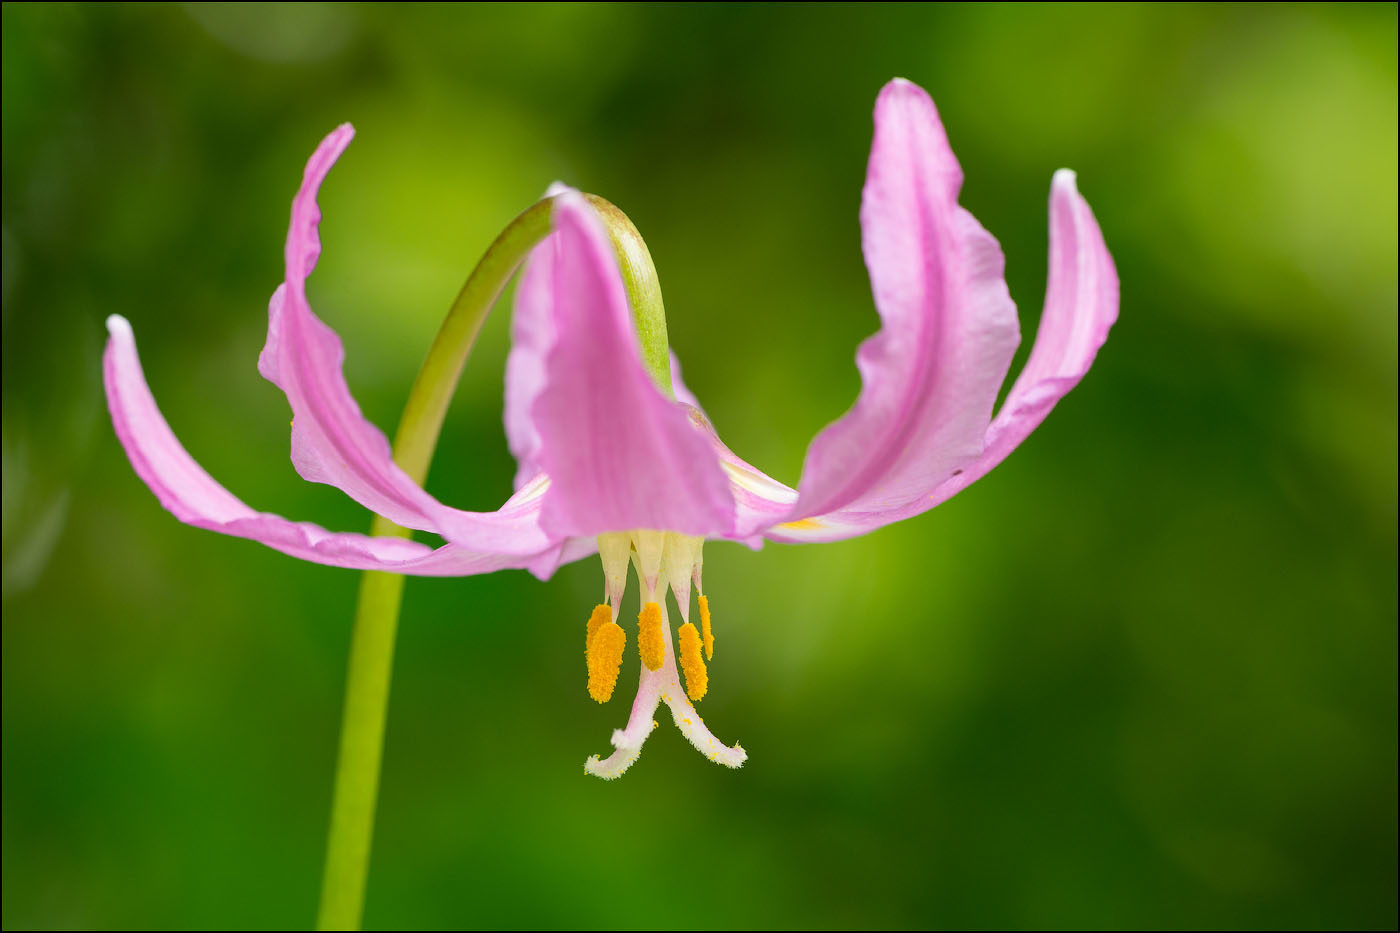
[585,603,611,650]
[678,621,708,701]
[638,601,665,671]
[777,518,822,531]
[586,618,626,703]
[698,594,714,660]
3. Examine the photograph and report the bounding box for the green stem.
[315,564,403,932]
[315,193,671,931]
[315,200,550,932]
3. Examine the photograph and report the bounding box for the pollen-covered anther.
[638,601,665,671]
[586,610,626,704]
[585,603,611,650]
[678,622,708,701]
[698,594,714,660]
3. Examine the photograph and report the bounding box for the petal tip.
[305,124,355,181]
[105,314,132,338]
[872,78,946,151]
[543,181,573,199]
[551,186,590,213]
[549,188,607,241]
[1052,168,1079,193]
[878,76,931,106]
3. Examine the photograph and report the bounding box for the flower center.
[587,530,708,699]
[581,530,745,778]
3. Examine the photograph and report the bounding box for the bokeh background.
[3,3,1395,930]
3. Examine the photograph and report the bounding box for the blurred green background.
[3,3,1395,930]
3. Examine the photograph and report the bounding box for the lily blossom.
[103,78,1117,779]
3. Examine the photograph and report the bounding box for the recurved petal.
[104,315,557,575]
[524,534,599,581]
[503,183,577,491]
[682,407,797,545]
[786,78,1021,524]
[768,170,1118,543]
[506,212,699,490]
[257,124,551,556]
[503,226,557,490]
[530,191,735,539]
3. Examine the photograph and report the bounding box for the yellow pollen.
[777,517,823,531]
[585,615,626,704]
[678,621,708,701]
[638,602,665,671]
[585,603,611,650]
[698,594,714,660]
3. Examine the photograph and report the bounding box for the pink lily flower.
[103,78,1117,779]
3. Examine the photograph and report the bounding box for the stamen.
[633,530,666,595]
[662,532,701,619]
[678,622,708,701]
[586,613,626,704]
[691,541,705,598]
[698,594,714,660]
[585,596,745,778]
[638,601,665,672]
[597,532,632,610]
[585,603,610,649]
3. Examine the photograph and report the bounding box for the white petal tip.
[105,314,132,338]
[1052,168,1079,191]
[551,188,590,213]
[543,181,573,198]
[880,77,930,104]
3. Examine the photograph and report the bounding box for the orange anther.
[678,621,708,701]
[586,603,611,650]
[586,618,626,703]
[698,594,714,660]
[638,602,665,672]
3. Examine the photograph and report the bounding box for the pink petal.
[257,125,550,556]
[684,407,798,544]
[529,191,735,539]
[786,79,1021,523]
[509,247,697,489]
[769,169,1118,543]
[524,534,599,581]
[503,184,574,491]
[503,228,556,490]
[104,314,559,576]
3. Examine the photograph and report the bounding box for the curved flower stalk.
[104,78,1117,781]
